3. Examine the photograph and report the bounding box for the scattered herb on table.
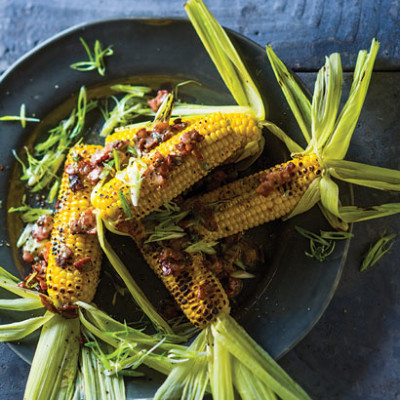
[70,37,113,76]
[295,226,354,262]
[360,231,396,271]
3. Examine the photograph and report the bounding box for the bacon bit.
[225,277,242,298]
[41,241,51,263]
[87,166,103,184]
[65,162,79,175]
[40,295,79,318]
[73,257,93,272]
[256,162,296,197]
[148,90,169,112]
[70,208,97,235]
[158,247,186,276]
[56,244,73,267]
[170,119,187,133]
[32,215,54,242]
[175,129,204,160]
[153,121,170,133]
[22,250,34,263]
[198,282,214,300]
[115,216,140,236]
[68,174,84,193]
[58,304,79,319]
[160,247,185,262]
[144,151,180,188]
[92,140,130,165]
[157,298,181,321]
[40,294,59,314]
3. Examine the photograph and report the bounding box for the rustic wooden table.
[0,1,399,399]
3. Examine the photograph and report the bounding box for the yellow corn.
[46,145,102,309]
[190,154,321,240]
[131,224,230,329]
[104,117,184,144]
[92,112,260,222]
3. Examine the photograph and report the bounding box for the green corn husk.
[24,313,80,400]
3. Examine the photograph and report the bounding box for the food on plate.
[1,145,189,399]
[92,111,261,223]
[2,0,400,398]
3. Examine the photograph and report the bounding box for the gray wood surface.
[0,1,399,399]
[0,0,399,72]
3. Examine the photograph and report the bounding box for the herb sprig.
[0,104,40,128]
[360,231,396,271]
[295,226,353,262]
[13,86,96,192]
[70,37,113,76]
[8,196,53,223]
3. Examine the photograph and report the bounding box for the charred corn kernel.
[191,154,321,240]
[93,112,260,222]
[128,223,230,329]
[105,117,188,144]
[46,144,102,309]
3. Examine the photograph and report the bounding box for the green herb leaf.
[184,240,218,255]
[110,84,151,96]
[14,86,96,192]
[70,37,113,76]
[99,94,151,137]
[0,103,40,128]
[144,202,189,244]
[8,204,53,223]
[117,189,132,220]
[295,225,353,262]
[360,232,396,271]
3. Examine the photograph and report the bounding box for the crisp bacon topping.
[68,174,84,192]
[70,208,97,234]
[198,282,214,300]
[56,244,73,267]
[22,250,34,263]
[73,257,93,272]
[158,247,186,276]
[32,215,54,242]
[18,260,48,292]
[225,277,242,298]
[91,140,129,165]
[256,162,297,197]
[175,129,204,160]
[148,90,169,112]
[87,166,103,185]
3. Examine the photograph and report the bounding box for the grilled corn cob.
[189,154,321,240]
[130,224,230,329]
[92,112,260,222]
[46,144,102,308]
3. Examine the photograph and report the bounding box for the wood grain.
[0,0,398,74]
